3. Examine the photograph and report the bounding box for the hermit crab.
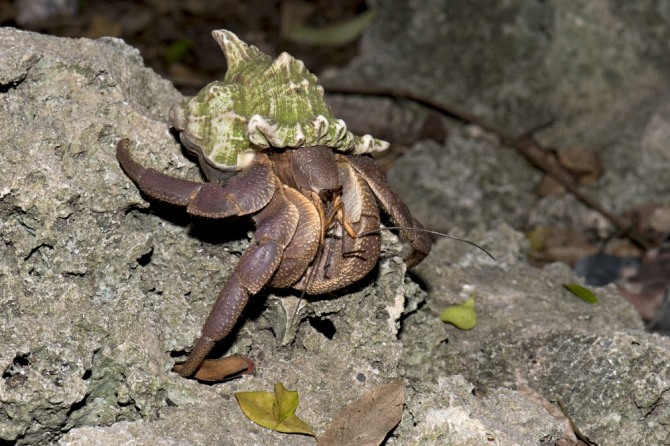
[117,30,431,379]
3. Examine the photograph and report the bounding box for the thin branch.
[324,83,652,249]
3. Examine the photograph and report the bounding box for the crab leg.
[116,139,300,378]
[116,139,275,217]
[268,187,321,288]
[175,186,300,377]
[345,155,432,268]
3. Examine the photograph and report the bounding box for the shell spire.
[170,29,389,171]
[212,30,270,80]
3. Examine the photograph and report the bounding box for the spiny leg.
[174,186,300,378]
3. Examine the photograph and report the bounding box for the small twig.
[512,132,650,249]
[324,83,652,249]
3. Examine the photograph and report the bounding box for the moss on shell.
[170,30,389,171]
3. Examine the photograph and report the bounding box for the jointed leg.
[174,186,300,378]
[117,139,276,218]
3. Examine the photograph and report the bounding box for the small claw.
[345,155,431,267]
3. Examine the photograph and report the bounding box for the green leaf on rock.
[440,295,477,330]
[234,382,316,437]
[562,283,599,304]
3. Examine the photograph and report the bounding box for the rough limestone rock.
[327,0,670,234]
[0,28,410,445]
[1,23,668,445]
[402,226,669,444]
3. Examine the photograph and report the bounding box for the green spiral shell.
[170,30,389,171]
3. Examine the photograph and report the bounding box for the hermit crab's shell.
[169,29,389,172]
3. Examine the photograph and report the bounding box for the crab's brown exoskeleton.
[116,30,431,380]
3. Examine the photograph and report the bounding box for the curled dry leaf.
[184,354,255,382]
[535,146,604,197]
[318,380,404,446]
[557,146,604,184]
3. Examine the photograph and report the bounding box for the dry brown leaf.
[535,174,566,196]
[527,227,599,266]
[174,354,254,382]
[535,146,603,196]
[318,380,404,446]
[557,146,604,184]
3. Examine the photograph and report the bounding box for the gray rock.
[0,27,184,445]
[387,129,539,233]
[1,22,667,446]
[402,375,563,445]
[327,0,670,234]
[402,225,668,444]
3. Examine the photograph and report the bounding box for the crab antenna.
[289,289,306,334]
[357,226,496,260]
[289,227,493,335]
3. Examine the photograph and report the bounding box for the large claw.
[116,139,276,218]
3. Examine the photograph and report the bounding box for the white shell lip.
[178,132,203,157]
[169,103,187,131]
[236,151,256,170]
